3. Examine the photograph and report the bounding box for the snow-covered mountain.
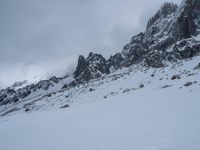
[1,0,199,110]
[0,54,199,116]
[0,0,200,150]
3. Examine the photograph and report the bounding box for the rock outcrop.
[0,77,60,106]
[71,52,110,85]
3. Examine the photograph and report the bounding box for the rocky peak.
[74,55,87,78]
[73,52,110,83]
[86,52,107,66]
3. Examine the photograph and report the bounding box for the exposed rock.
[74,55,88,79]
[49,76,59,84]
[146,2,178,29]
[37,80,53,90]
[62,84,68,89]
[184,82,193,86]
[107,53,124,70]
[151,74,155,77]
[162,85,172,89]
[171,75,181,80]
[122,88,130,93]
[60,104,69,109]
[25,108,30,112]
[121,33,147,67]
[170,0,200,40]
[12,95,19,103]
[194,63,200,70]
[89,88,95,92]
[187,73,196,76]
[145,51,164,68]
[139,84,144,88]
[0,77,56,106]
[73,52,110,84]
[45,94,52,98]
[17,89,31,99]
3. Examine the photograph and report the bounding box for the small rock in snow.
[171,75,181,80]
[184,82,193,87]
[194,63,200,70]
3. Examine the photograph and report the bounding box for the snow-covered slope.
[0,54,200,117]
[1,92,200,150]
[0,56,200,150]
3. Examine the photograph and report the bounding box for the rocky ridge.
[0,0,200,107]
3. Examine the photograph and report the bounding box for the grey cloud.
[0,0,181,88]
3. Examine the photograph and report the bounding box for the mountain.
[108,1,200,68]
[0,1,200,150]
[0,0,200,114]
[70,52,110,86]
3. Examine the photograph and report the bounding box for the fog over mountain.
[0,0,181,88]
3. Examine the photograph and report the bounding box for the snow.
[0,87,200,150]
[194,34,200,41]
[0,55,200,150]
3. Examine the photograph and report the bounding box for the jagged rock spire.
[74,55,87,78]
[73,52,110,84]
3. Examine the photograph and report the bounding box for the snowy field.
[0,88,200,150]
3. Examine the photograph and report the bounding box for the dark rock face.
[37,80,53,90]
[171,0,200,40]
[86,52,110,76]
[12,95,19,103]
[107,53,124,70]
[74,55,88,79]
[73,52,110,84]
[121,33,147,67]
[145,51,164,68]
[0,94,7,103]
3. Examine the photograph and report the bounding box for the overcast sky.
[0,0,182,88]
